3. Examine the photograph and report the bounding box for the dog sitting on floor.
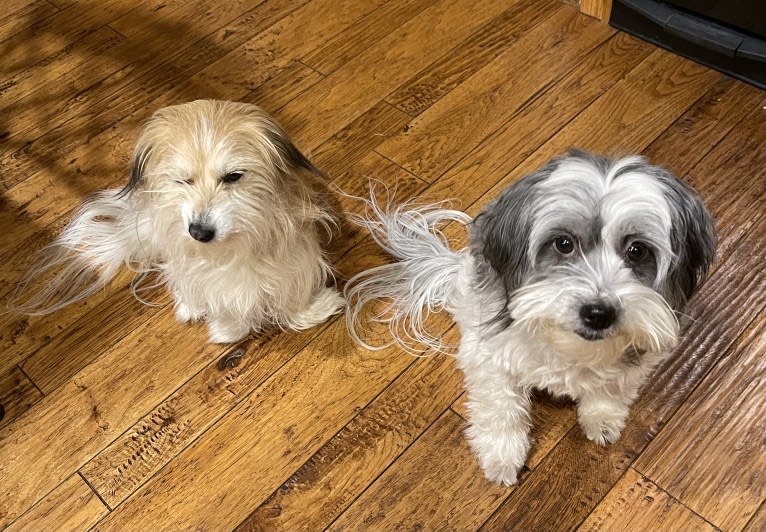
[14,99,344,343]
[345,150,716,485]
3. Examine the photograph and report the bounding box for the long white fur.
[344,197,470,354]
[13,190,154,315]
[346,154,710,486]
[14,100,344,343]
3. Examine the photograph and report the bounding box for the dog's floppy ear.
[119,131,153,197]
[264,125,328,180]
[661,175,717,309]
[470,162,554,297]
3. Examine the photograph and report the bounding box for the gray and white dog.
[346,149,716,485]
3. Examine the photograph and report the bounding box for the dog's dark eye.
[626,242,650,263]
[554,236,575,255]
[221,171,243,184]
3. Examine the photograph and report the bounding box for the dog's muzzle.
[188,222,216,243]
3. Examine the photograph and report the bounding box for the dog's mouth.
[575,328,607,341]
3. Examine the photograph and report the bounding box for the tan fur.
[14,100,344,343]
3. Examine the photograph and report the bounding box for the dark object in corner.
[611,0,766,89]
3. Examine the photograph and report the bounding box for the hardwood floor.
[1,1,764,530]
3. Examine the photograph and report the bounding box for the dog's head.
[122,99,328,247]
[470,150,716,358]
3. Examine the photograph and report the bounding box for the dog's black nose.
[580,304,617,330]
[188,223,215,242]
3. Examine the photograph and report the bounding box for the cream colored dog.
[16,100,344,342]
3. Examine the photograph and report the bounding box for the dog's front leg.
[462,368,531,486]
[207,313,251,344]
[576,391,632,446]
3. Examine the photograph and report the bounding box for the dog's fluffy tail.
[11,190,153,315]
[344,195,472,354]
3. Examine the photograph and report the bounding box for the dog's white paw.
[174,301,205,323]
[207,318,250,344]
[578,411,626,446]
[466,425,529,486]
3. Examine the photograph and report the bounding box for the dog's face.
[122,100,322,247]
[471,150,716,358]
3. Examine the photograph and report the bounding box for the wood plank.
[244,60,325,113]
[0,0,59,42]
[309,101,412,179]
[0,270,146,378]
[421,31,653,208]
[90,319,414,531]
[385,0,561,116]
[679,100,766,261]
[235,347,462,532]
[276,0,514,151]
[0,0,309,190]
[376,5,614,182]
[577,468,717,532]
[301,0,434,76]
[0,306,237,527]
[743,501,766,532]
[634,309,766,532]
[186,0,388,105]
[79,327,324,509]
[20,284,169,394]
[0,26,127,125]
[5,475,108,532]
[0,366,42,429]
[479,214,766,532]
[642,78,765,178]
[328,410,510,531]
[580,0,612,20]
[465,50,721,217]
[1,0,139,77]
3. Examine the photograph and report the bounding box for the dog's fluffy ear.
[266,124,327,178]
[119,129,153,197]
[470,162,555,296]
[661,175,717,309]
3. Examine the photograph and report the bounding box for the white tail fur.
[344,194,472,354]
[11,190,154,315]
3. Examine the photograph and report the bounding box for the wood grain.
[0,366,42,429]
[277,0,513,150]
[421,31,653,207]
[577,468,717,532]
[91,318,414,531]
[302,0,434,76]
[377,5,614,182]
[328,410,510,532]
[743,501,766,532]
[385,0,561,116]
[4,475,108,532]
[0,308,228,528]
[235,349,462,532]
[643,78,766,178]
[634,309,766,532]
[469,48,721,217]
[580,0,612,20]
